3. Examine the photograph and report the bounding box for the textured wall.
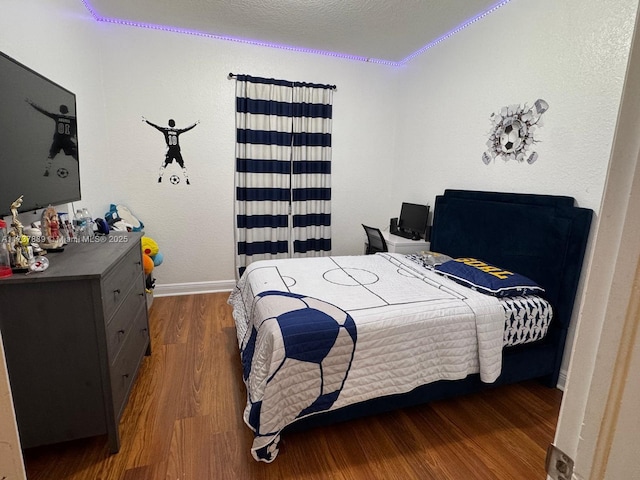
[90,26,401,285]
[394,0,636,213]
[1,0,401,287]
[393,0,638,381]
[0,0,636,340]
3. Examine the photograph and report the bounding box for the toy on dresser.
[40,205,65,250]
[8,196,29,270]
[102,203,163,294]
[4,196,54,274]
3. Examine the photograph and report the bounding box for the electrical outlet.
[546,444,574,480]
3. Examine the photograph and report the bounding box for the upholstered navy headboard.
[430,190,592,347]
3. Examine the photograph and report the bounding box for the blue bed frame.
[287,189,593,432]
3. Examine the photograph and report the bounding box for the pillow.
[434,257,544,297]
[406,251,453,269]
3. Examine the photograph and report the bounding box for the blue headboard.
[430,190,593,382]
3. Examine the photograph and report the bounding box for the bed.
[229,189,593,462]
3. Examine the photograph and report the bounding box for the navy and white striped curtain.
[234,75,334,276]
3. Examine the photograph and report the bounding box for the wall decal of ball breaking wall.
[482,99,548,165]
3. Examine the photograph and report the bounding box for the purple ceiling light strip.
[399,0,512,65]
[80,0,511,66]
[79,0,391,64]
[80,0,100,20]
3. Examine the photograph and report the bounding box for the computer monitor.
[398,202,429,240]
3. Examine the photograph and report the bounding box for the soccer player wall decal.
[142,116,199,185]
[26,99,77,177]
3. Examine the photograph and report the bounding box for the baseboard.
[556,368,568,391]
[153,280,235,297]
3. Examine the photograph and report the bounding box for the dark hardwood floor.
[23,293,562,479]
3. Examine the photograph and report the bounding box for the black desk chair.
[362,224,388,254]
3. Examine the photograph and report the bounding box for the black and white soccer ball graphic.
[483,99,549,164]
[56,168,69,178]
[169,174,180,184]
[499,121,522,153]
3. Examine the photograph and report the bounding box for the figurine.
[10,195,24,234]
[13,236,29,269]
[41,206,64,249]
[9,196,29,269]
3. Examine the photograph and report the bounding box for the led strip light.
[80,0,512,66]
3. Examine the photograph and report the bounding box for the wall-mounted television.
[0,51,80,218]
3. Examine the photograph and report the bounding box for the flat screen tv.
[0,51,80,218]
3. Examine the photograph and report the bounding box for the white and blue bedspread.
[228,253,506,462]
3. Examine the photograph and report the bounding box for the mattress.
[230,252,513,462]
[501,295,552,347]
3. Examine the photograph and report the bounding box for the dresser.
[0,232,150,453]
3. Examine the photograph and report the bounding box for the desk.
[364,230,430,255]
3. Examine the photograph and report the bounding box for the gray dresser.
[0,232,150,453]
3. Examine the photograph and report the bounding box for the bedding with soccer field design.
[230,253,523,462]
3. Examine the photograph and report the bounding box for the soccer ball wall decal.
[169,174,180,184]
[56,168,69,178]
[483,99,549,164]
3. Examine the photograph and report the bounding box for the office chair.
[362,224,388,254]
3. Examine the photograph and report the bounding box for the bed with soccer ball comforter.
[229,189,594,463]
[229,252,542,462]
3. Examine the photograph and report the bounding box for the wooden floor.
[24,293,562,480]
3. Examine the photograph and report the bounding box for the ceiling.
[84,0,511,64]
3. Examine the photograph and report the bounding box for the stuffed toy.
[142,253,154,275]
[141,236,159,257]
[105,204,144,232]
[141,236,163,275]
[152,251,164,266]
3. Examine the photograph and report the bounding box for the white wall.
[90,23,402,286]
[6,0,633,290]
[393,0,638,379]
[394,0,636,212]
[2,0,403,289]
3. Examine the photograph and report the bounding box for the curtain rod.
[228,73,336,90]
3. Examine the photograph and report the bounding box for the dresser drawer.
[110,305,149,418]
[102,245,143,321]
[105,274,147,361]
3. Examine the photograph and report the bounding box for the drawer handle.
[122,373,129,379]
[118,329,125,336]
